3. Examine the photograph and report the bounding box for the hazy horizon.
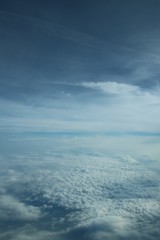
[0,1,160,239]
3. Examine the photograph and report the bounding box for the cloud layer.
[0,81,160,134]
[0,143,159,239]
[0,2,160,239]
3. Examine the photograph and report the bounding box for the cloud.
[0,3,160,239]
[81,81,141,95]
[1,152,160,218]
[0,80,160,134]
[81,216,134,240]
[0,228,56,240]
[0,147,160,239]
[0,195,41,220]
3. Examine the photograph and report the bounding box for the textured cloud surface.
[0,1,160,239]
[0,135,159,239]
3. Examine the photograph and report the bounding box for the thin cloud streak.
[0,81,160,133]
[1,9,160,60]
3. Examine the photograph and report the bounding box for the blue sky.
[0,0,160,136]
[0,0,160,162]
[0,1,160,90]
[0,1,160,239]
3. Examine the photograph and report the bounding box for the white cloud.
[0,149,159,239]
[81,81,141,95]
[1,81,160,133]
[0,195,41,220]
[82,216,134,240]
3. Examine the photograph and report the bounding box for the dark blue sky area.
[0,0,160,100]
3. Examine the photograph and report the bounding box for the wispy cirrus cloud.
[1,81,160,134]
[81,81,141,95]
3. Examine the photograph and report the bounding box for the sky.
[0,0,160,134]
[0,1,160,240]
